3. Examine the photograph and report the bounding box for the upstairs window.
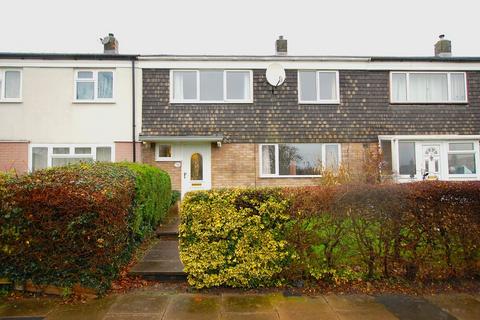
[260,143,341,177]
[298,71,339,103]
[75,70,114,102]
[0,70,22,102]
[391,72,467,103]
[171,70,252,103]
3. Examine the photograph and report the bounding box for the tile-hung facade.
[139,37,480,195]
[0,43,142,173]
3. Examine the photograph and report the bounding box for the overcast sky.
[1,0,478,56]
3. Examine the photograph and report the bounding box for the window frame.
[258,143,341,178]
[155,143,175,161]
[0,69,23,103]
[447,141,478,178]
[389,71,468,104]
[73,70,115,103]
[28,144,114,172]
[170,69,253,103]
[298,70,340,104]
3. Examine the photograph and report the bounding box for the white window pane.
[32,147,48,171]
[78,71,93,79]
[53,147,69,154]
[200,71,223,101]
[380,140,393,172]
[409,73,448,102]
[261,145,276,175]
[450,73,466,101]
[325,145,339,170]
[392,73,407,102]
[318,72,337,101]
[449,142,474,151]
[279,144,322,175]
[173,71,197,100]
[5,71,21,99]
[75,147,92,154]
[52,157,93,167]
[399,142,416,175]
[96,147,112,162]
[226,71,250,100]
[299,71,317,101]
[158,144,172,157]
[76,82,94,100]
[98,72,113,99]
[449,154,476,174]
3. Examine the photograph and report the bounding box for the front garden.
[0,162,172,294]
[180,182,480,289]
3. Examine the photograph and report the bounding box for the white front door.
[421,144,441,180]
[181,143,212,196]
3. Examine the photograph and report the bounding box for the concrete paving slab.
[130,261,185,275]
[426,293,480,320]
[45,296,116,320]
[0,298,59,317]
[163,294,221,320]
[222,294,275,313]
[275,296,338,320]
[325,294,397,320]
[106,294,170,315]
[221,312,279,320]
[376,294,455,320]
[103,315,161,320]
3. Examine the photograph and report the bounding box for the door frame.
[180,142,212,197]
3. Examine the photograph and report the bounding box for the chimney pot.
[102,33,119,54]
[275,35,287,56]
[435,34,451,57]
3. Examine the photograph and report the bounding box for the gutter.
[139,135,224,142]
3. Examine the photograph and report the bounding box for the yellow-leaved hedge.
[179,188,290,288]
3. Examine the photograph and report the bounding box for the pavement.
[1,289,480,320]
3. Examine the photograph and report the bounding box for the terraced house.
[138,36,480,195]
[1,35,480,196]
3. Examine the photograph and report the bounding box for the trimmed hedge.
[0,162,171,293]
[180,182,480,288]
[179,189,290,288]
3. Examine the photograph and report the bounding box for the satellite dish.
[266,63,286,87]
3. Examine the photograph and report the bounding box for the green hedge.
[180,182,480,288]
[0,162,171,293]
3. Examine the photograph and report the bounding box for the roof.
[1,52,479,62]
[0,52,137,60]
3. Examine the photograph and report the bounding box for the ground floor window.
[379,138,480,181]
[30,144,113,172]
[259,143,341,177]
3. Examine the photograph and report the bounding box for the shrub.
[0,162,171,293]
[179,188,291,288]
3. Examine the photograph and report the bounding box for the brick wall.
[142,143,181,191]
[0,142,29,174]
[115,141,142,162]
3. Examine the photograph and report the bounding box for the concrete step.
[129,239,186,281]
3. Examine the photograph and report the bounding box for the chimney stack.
[101,33,119,54]
[434,34,451,57]
[275,35,287,55]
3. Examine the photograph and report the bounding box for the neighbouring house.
[0,34,142,173]
[137,36,480,195]
[1,35,480,197]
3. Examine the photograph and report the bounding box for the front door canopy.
[139,135,223,142]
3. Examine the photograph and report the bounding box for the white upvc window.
[448,142,477,177]
[298,70,339,104]
[390,71,467,103]
[29,144,114,172]
[170,70,253,103]
[0,69,22,102]
[259,143,341,178]
[74,70,114,102]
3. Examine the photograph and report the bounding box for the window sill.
[390,101,468,105]
[0,99,22,103]
[72,100,116,104]
[298,101,340,105]
[260,175,321,179]
[155,158,181,162]
[170,100,253,104]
